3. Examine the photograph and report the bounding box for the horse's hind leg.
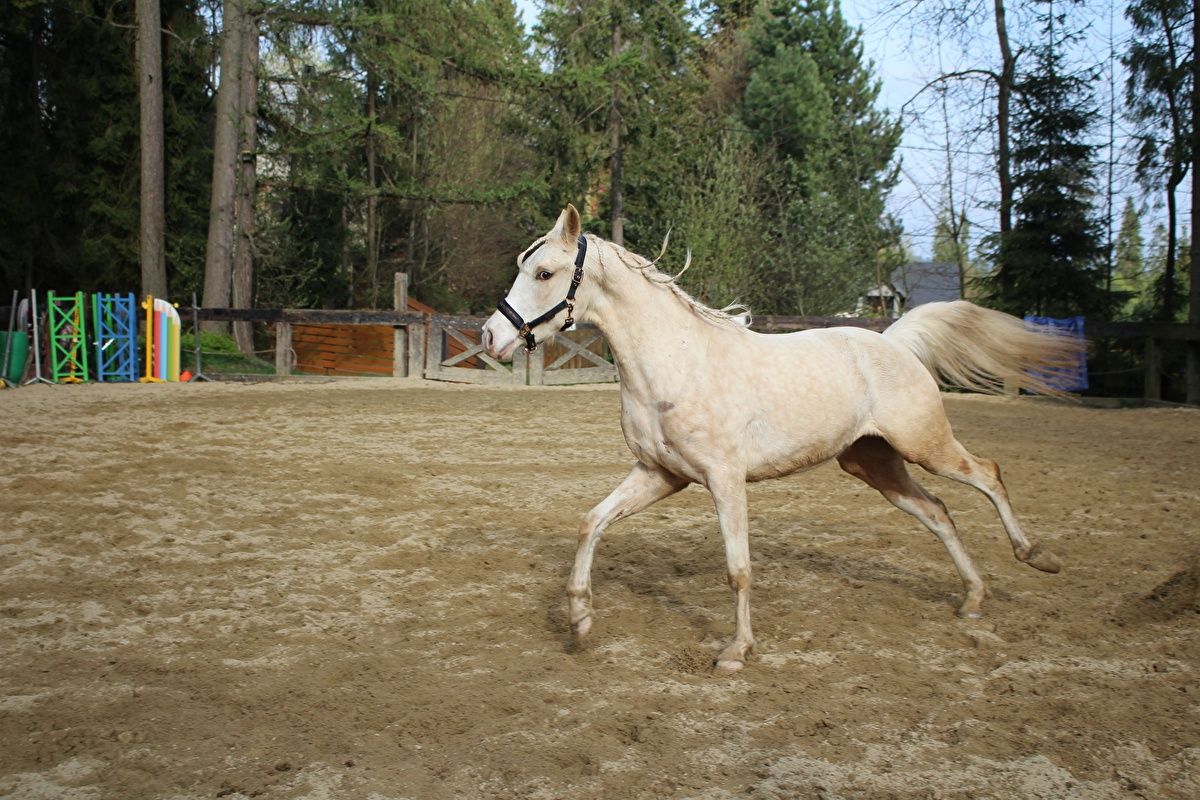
[568,462,688,639]
[917,440,1062,574]
[838,436,987,617]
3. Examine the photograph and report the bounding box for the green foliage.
[933,210,969,265]
[1133,223,1192,322]
[528,0,707,244]
[1113,198,1145,318]
[258,0,539,310]
[181,329,242,355]
[1123,0,1192,322]
[735,0,902,314]
[981,1,1112,319]
[2,0,904,319]
[663,133,768,308]
[0,0,213,298]
[179,330,276,373]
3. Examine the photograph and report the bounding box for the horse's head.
[483,204,594,361]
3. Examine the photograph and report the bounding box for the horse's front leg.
[709,474,755,673]
[568,462,688,639]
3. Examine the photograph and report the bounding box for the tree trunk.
[341,202,353,306]
[1165,171,1181,319]
[1159,7,1185,323]
[993,0,1014,290]
[21,12,44,295]
[366,69,379,309]
[1189,0,1200,403]
[406,119,419,294]
[202,0,244,333]
[609,18,624,246]
[137,0,168,300]
[231,11,258,354]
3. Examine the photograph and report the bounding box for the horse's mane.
[596,236,751,331]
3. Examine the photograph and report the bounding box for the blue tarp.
[1024,315,1088,391]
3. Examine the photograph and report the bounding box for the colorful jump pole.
[140,295,181,382]
[92,293,139,382]
[47,291,90,383]
[23,290,53,386]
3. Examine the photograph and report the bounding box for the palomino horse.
[482,205,1077,673]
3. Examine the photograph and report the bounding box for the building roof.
[891,261,961,308]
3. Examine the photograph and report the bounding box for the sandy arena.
[1,379,1197,799]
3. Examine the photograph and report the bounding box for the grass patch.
[177,332,279,375]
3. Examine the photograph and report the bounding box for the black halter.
[497,235,588,353]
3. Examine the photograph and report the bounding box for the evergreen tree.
[1138,222,1191,321]
[1124,0,1192,323]
[0,0,212,297]
[258,0,538,310]
[1114,197,1145,317]
[983,0,1110,318]
[665,133,768,308]
[739,0,902,314]
[529,0,705,249]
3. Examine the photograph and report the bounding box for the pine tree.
[0,0,212,297]
[1138,222,1191,321]
[983,0,1110,318]
[1124,0,1192,323]
[529,0,704,249]
[1114,198,1145,316]
[738,0,902,314]
[255,0,538,310]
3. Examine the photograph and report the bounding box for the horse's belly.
[741,414,867,482]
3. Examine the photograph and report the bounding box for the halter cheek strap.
[497,235,588,353]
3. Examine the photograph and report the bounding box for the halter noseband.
[496,235,588,353]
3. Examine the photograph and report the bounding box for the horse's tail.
[883,300,1082,398]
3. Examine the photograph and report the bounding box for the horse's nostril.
[482,328,493,352]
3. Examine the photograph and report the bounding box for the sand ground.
[0,379,1197,799]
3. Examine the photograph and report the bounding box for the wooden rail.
[195,304,1200,398]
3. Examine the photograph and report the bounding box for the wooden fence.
[195,306,1200,398]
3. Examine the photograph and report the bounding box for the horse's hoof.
[956,605,983,619]
[714,659,745,674]
[1022,544,1062,574]
[571,615,592,638]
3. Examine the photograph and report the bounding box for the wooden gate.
[424,317,528,385]
[528,327,618,385]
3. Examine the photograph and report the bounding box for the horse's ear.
[550,204,582,244]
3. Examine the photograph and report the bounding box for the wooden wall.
[291,323,396,376]
[289,298,484,376]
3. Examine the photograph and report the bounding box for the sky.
[512,0,1156,262]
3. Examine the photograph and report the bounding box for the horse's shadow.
[540,524,974,650]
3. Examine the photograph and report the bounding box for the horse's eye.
[537,270,553,281]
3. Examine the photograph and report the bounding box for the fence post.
[408,317,427,378]
[525,342,542,386]
[275,321,292,376]
[393,272,409,377]
[1144,336,1161,401]
[424,318,443,377]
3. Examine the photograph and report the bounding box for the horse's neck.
[583,256,714,398]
